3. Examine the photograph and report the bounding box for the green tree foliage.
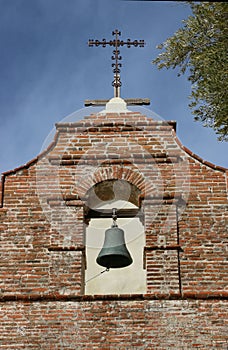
[152,2,228,140]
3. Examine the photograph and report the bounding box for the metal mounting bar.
[85,208,142,219]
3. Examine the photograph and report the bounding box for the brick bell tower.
[0,30,228,349]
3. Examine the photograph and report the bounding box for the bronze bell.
[96,209,133,269]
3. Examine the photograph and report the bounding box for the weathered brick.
[0,110,227,348]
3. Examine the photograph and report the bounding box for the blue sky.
[0,0,227,175]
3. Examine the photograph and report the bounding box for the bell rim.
[96,253,133,269]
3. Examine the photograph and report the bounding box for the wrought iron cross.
[88,30,145,98]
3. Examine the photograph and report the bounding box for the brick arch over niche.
[86,179,141,209]
[74,162,146,202]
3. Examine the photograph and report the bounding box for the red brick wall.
[0,298,227,349]
[0,111,227,348]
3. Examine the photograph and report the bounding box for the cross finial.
[88,30,145,98]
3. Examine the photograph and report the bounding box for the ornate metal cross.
[88,29,145,98]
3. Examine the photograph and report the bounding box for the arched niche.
[84,179,146,295]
